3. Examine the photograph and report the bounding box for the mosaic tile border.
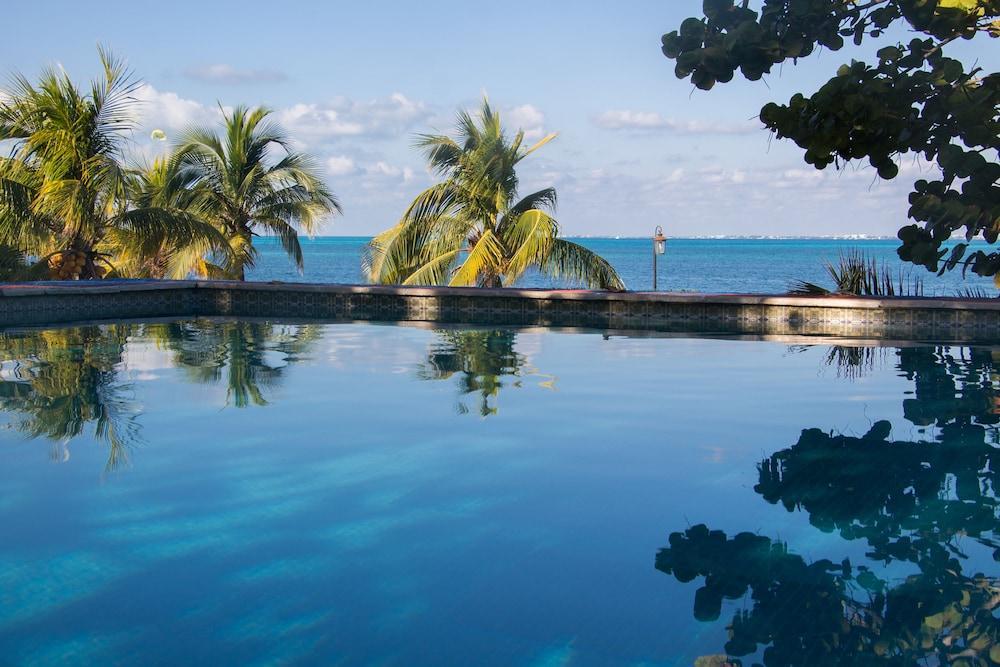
[1,281,999,343]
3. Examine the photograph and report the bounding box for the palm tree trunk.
[235,225,251,282]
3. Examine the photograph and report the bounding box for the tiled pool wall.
[1,281,999,342]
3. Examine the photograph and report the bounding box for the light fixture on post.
[653,225,666,291]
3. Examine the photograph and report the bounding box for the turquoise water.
[1,321,998,664]
[247,237,996,295]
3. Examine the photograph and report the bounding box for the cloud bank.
[183,64,289,85]
[594,110,759,135]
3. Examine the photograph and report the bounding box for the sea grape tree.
[661,0,999,278]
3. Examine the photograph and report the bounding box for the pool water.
[0,321,998,665]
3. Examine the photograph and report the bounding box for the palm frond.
[450,229,505,287]
[540,239,626,291]
[169,106,338,278]
[401,247,462,286]
[502,209,558,284]
[255,217,303,270]
[370,95,618,290]
[788,281,832,295]
[519,132,558,160]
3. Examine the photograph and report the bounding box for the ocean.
[246,237,996,296]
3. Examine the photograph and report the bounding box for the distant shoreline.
[282,235,905,241]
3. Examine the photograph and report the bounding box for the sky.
[2,1,996,237]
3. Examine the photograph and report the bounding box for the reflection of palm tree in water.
[657,346,1000,665]
[418,329,533,417]
[148,321,322,408]
[0,321,320,471]
[0,327,139,472]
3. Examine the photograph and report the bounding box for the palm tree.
[0,244,30,280]
[365,98,624,290]
[0,47,230,279]
[117,158,211,278]
[171,106,341,280]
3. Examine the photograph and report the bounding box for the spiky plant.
[789,249,923,297]
[171,106,341,280]
[365,97,624,290]
[0,47,229,279]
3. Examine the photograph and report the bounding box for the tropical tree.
[113,158,210,278]
[365,98,625,290]
[171,106,341,280]
[0,47,230,279]
[660,1,999,279]
[0,244,30,280]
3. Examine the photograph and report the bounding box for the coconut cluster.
[47,251,105,280]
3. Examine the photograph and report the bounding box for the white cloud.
[506,104,548,140]
[279,103,365,139]
[526,153,926,237]
[277,94,431,143]
[325,155,357,176]
[362,161,416,183]
[184,64,288,85]
[132,87,432,147]
[134,84,221,136]
[594,110,759,135]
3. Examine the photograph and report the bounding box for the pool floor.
[0,321,997,665]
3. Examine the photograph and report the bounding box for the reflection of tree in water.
[147,321,321,408]
[788,344,890,381]
[0,321,320,471]
[657,346,1000,665]
[418,329,528,417]
[0,326,139,471]
[897,347,1000,441]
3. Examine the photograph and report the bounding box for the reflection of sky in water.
[0,323,996,664]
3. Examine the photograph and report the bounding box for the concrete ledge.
[1,280,998,343]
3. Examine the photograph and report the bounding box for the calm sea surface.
[247,237,996,296]
[0,322,997,664]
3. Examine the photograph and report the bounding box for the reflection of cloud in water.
[121,341,174,374]
[598,337,663,360]
[323,325,426,369]
[701,446,726,463]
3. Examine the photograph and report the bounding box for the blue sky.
[2,1,996,237]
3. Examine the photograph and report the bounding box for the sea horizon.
[300,234,904,240]
[248,236,995,295]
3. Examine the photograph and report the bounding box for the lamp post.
[652,226,666,291]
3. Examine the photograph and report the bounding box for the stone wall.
[1,281,999,342]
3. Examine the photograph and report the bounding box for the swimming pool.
[0,320,997,665]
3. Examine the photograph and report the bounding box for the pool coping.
[1,280,999,342]
[1,279,998,311]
